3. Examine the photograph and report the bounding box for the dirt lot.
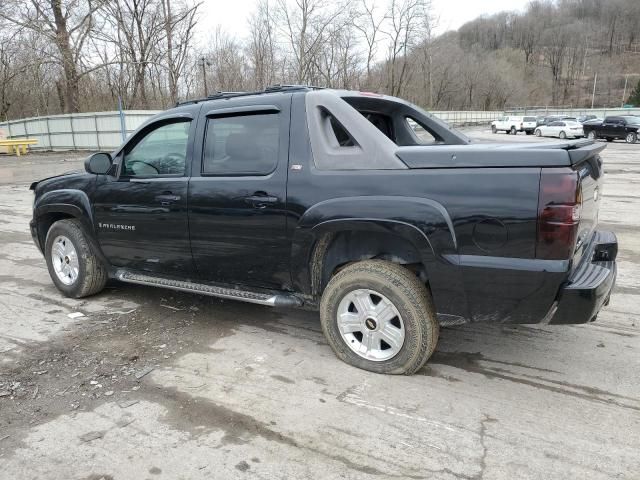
[0,131,638,479]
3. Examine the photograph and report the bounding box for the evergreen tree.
[627,80,640,106]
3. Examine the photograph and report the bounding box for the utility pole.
[591,73,598,109]
[198,57,208,97]
[622,74,629,108]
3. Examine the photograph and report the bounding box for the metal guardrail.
[0,110,161,151]
[2,107,639,152]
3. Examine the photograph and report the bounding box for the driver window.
[123,121,190,176]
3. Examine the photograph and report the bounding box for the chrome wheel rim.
[51,235,79,285]
[626,133,635,143]
[588,131,596,139]
[337,289,405,362]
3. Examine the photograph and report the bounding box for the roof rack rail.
[175,85,324,107]
[263,84,325,92]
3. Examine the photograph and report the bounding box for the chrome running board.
[116,270,303,308]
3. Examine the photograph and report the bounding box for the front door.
[93,117,196,275]
[188,99,291,290]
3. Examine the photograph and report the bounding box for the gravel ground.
[0,129,638,479]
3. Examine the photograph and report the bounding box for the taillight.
[536,169,582,259]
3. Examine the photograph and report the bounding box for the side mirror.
[85,152,112,175]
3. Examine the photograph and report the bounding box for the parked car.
[578,115,599,123]
[491,115,537,135]
[29,86,617,375]
[537,115,562,126]
[534,120,584,139]
[582,115,640,143]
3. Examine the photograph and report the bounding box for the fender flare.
[33,189,109,267]
[289,196,467,318]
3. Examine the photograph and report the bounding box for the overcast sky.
[198,0,528,43]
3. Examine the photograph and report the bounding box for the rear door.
[548,121,562,136]
[615,118,627,138]
[188,97,292,290]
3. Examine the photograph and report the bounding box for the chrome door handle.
[155,194,181,205]
[244,195,278,208]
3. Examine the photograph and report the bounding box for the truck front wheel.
[45,219,108,298]
[320,260,439,375]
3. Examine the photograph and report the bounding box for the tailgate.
[568,143,606,266]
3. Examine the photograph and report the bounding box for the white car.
[534,121,584,139]
[491,116,538,135]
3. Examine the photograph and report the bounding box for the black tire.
[45,219,108,298]
[510,126,517,135]
[491,125,497,134]
[606,137,614,142]
[535,129,542,137]
[559,131,567,139]
[320,260,439,375]
[587,130,597,140]
[626,132,637,144]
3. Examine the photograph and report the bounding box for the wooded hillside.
[1,0,639,120]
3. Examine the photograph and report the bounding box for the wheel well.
[36,212,75,248]
[311,231,427,296]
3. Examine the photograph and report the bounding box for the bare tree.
[101,0,169,108]
[275,0,348,84]
[353,0,386,88]
[384,0,430,97]
[161,0,199,104]
[0,0,105,112]
[246,0,279,89]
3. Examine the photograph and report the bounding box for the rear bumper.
[549,230,617,324]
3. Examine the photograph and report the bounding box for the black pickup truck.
[29,86,617,375]
[582,115,640,143]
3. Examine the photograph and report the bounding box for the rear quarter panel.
[288,164,562,324]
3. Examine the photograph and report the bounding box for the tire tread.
[45,219,108,298]
[320,260,439,375]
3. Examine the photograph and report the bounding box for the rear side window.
[406,117,436,144]
[202,114,279,175]
[524,117,536,122]
[329,115,356,147]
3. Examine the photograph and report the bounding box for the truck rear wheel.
[626,132,637,144]
[510,126,517,135]
[45,219,108,298]
[320,260,439,375]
